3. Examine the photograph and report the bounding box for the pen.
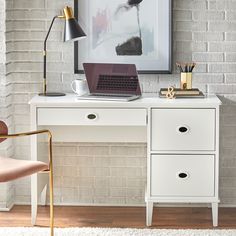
[176,62,196,73]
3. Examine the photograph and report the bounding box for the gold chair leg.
[49,168,54,236]
[48,131,54,236]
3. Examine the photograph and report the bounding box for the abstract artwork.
[74,0,172,73]
[114,0,143,56]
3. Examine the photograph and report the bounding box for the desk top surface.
[29,93,222,108]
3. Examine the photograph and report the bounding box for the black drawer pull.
[87,114,97,120]
[178,173,188,179]
[179,126,188,133]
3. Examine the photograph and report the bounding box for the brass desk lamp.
[39,6,86,96]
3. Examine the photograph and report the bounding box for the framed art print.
[74,0,172,74]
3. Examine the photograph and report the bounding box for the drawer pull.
[87,114,97,120]
[177,172,189,180]
[177,125,189,134]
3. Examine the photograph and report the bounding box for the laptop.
[78,63,142,101]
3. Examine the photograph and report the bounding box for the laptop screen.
[83,63,141,95]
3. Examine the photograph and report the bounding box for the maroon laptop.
[79,63,142,101]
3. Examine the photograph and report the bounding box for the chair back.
[0,121,8,143]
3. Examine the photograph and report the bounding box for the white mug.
[71,79,88,96]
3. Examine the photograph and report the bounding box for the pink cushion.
[0,157,49,182]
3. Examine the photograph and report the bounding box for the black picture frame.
[74,0,172,74]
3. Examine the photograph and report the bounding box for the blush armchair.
[0,121,54,236]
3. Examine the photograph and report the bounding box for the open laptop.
[77,63,142,101]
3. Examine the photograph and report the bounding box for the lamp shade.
[63,6,86,42]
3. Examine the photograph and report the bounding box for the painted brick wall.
[51,143,146,205]
[0,0,14,210]
[0,0,6,209]
[2,0,236,206]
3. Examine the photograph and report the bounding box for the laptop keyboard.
[97,75,139,91]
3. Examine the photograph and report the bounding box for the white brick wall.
[48,143,146,205]
[0,0,6,209]
[0,0,14,210]
[1,0,236,207]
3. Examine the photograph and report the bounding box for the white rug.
[0,228,236,236]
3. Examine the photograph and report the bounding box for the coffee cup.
[71,79,88,96]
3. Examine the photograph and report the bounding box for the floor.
[0,206,236,228]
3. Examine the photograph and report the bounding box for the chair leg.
[49,169,54,236]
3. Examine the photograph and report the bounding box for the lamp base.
[39,92,66,97]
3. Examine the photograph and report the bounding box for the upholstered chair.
[0,121,54,236]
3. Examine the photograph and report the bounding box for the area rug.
[0,228,236,236]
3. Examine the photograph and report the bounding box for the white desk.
[29,94,221,226]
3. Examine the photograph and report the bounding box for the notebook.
[77,63,142,101]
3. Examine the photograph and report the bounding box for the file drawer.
[151,154,215,197]
[37,108,147,126]
[151,109,215,151]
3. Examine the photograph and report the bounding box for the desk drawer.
[37,108,147,126]
[151,154,215,197]
[151,109,215,151]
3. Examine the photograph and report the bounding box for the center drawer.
[151,108,215,151]
[37,108,147,126]
[151,154,215,197]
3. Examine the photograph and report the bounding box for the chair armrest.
[0,129,51,138]
[0,130,53,169]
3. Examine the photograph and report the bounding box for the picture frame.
[74,0,172,74]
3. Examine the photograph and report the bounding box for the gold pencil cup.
[180,72,192,90]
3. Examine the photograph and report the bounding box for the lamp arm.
[44,16,60,52]
[43,15,64,94]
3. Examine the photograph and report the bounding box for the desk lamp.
[39,6,86,97]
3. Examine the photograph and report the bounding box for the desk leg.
[212,202,218,227]
[31,174,38,225]
[146,201,153,226]
[30,106,38,226]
